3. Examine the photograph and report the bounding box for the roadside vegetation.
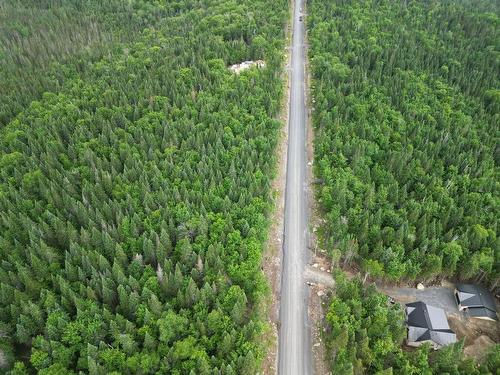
[309,0,499,373]
[0,0,287,372]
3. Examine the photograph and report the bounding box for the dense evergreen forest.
[0,0,167,127]
[324,273,499,374]
[309,0,499,373]
[0,0,288,373]
[309,0,499,283]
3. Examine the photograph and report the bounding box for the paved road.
[278,0,312,373]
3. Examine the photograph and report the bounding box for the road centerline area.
[278,0,311,373]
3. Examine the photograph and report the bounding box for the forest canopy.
[0,0,288,372]
[309,0,499,284]
[0,0,169,127]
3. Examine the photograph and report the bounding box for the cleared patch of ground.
[377,285,459,314]
[229,60,265,74]
[377,281,500,362]
[448,312,500,344]
[463,335,496,361]
[305,265,335,288]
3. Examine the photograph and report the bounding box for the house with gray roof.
[454,283,498,321]
[405,301,457,349]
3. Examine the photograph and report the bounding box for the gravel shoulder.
[303,2,333,372]
[261,4,292,373]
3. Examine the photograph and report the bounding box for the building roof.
[406,301,457,347]
[455,283,496,312]
[467,306,498,321]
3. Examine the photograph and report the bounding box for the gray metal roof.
[467,307,498,320]
[455,284,497,316]
[406,301,456,347]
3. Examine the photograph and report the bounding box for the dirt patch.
[463,335,496,360]
[307,261,332,375]
[448,313,499,361]
[260,6,292,374]
[305,265,335,288]
[229,60,265,74]
[309,285,331,375]
[448,313,500,342]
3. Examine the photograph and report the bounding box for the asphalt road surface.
[278,0,312,373]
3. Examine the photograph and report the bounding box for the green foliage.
[0,0,288,372]
[309,0,499,284]
[325,274,406,373]
[484,344,500,373]
[0,0,169,126]
[311,2,500,371]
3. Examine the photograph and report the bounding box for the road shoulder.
[261,3,293,373]
[303,4,333,373]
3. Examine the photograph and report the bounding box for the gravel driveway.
[378,285,459,314]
